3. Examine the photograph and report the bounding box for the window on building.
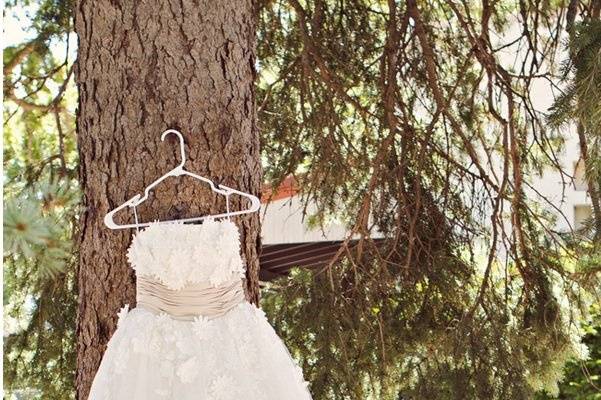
[574,204,593,231]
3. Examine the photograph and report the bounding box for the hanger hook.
[160,129,186,169]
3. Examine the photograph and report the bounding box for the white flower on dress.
[144,329,162,355]
[175,334,195,356]
[163,330,179,344]
[252,305,267,321]
[134,316,162,354]
[176,356,200,383]
[116,304,130,327]
[131,336,146,354]
[209,266,234,287]
[210,374,236,399]
[126,219,245,290]
[156,312,174,331]
[192,315,213,339]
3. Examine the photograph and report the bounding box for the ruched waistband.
[136,275,245,321]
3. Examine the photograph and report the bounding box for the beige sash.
[136,275,245,321]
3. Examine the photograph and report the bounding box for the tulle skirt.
[87,302,312,400]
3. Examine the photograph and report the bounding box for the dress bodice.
[126,218,245,291]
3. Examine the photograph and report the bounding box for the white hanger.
[103,129,261,230]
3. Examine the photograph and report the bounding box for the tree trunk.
[73,1,260,398]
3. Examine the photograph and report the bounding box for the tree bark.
[73,1,260,398]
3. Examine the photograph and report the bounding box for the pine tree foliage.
[549,16,601,243]
[540,8,601,398]
[535,305,600,400]
[3,1,78,398]
[257,0,601,398]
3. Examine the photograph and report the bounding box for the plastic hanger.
[103,129,261,230]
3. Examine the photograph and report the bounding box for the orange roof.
[261,175,299,203]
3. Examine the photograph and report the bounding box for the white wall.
[531,134,592,232]
[260,195,350,245]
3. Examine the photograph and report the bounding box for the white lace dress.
[87,219,312,400]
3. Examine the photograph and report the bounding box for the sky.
[3,4,38,47]
[3,4,77,58]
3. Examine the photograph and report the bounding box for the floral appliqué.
[192,315,214,339]
[126,219,245,290]
[176,356,200,383]
[210,374,237,399]
[117,304,130,327]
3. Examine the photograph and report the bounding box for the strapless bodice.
[126,219,245,291]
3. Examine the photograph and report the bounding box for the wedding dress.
[87,218,312,399]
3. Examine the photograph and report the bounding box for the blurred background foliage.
[4,0,79,398]
[3,0,601,399]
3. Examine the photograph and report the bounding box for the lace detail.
[88,221,312,400]
[191,315,214,339]
[210,375,238,399]
[126,218,245,290]
[88,303,312,400]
